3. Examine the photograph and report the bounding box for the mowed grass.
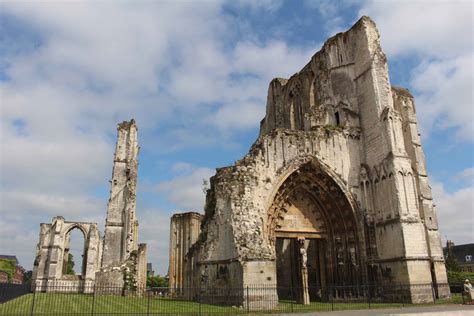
[1,294,245,315]
[0,293,464,315]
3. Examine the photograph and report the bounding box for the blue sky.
[0,0,473,275]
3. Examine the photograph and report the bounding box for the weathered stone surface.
[96,119,147,289]
[32,119,147,293]
[168,212,203,295]
[137,243,147,288]
[32,216,101,291]
[102,119,140,267]
[177,16,449,306]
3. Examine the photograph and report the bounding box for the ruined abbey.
[30,15,450,306]
[32,120,147,292]
[169,16,450,305]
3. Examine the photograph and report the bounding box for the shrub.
[447,270,474,284]
[147,275,169,288]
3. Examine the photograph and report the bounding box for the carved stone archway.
[267,161,366,301]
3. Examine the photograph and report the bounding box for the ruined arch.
[62,224,87,277]
[32,217,102,292]
[266,159,367,298]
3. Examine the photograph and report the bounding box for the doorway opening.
[276,237,328,301]
[62,227,86,278]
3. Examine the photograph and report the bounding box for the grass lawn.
[0,293,464,315]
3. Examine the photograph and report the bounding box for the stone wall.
[169,212,203,295]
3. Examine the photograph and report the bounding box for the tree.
[147,274,169,288]
[445,246,460,272]
[0,258,16,281]
[65,253,75,275]
[23,270,33,283]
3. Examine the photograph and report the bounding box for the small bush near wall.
[147,275,168,287]
[447,270,474,284]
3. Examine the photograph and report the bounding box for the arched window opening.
[63,227,86,277]
[335,112,341,126]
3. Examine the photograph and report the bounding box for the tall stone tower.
[102,119,140,267]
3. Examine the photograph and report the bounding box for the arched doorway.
[267,161,365,302]
[62,226,87,278]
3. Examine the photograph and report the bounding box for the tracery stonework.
[172,16,449,307]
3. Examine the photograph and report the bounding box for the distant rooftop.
[443,243,474,263]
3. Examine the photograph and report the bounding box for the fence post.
[198,287,202,316]
[246,286,250,314]
[147,289,150,316]
[290,286,294,313]
[331,286,334,311]
[400,283,404,307]
[91,284,95,316]
[29,286,36,316]
[368,284,371,309]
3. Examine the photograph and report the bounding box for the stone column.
[102,119,139,268]
[297,238,310,305]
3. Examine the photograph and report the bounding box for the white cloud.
[0,220,38,268]
[1,190,104,218]
[432,177,474,245]
[233,41,313,78]
[211,101,265,131]
[410,54,474,141]
[137,208,173,275]
[358,0,474,141]
[359,0,473,59]
[156,165,214,212]
[231,0,284,13]
[144,163,216,273]
[171,162,194,174]
[304,0,339,16]
[454,167,474,185]
[304,0,359,34]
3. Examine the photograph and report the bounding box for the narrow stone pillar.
[298,238,310,305]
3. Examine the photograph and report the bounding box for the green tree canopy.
[65,253,75,275]
[445,246,460,272]
[147,274,168,288]
[0,259,16,281]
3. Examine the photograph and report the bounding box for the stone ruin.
[169,16,450,307]
[32,119,147,292]
[169,212,203,295]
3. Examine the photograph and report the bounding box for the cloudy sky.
[0,0,472,275]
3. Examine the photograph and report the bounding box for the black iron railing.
[0,282,466,315]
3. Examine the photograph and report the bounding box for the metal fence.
[0,284,30,304]
[0,283,466,315]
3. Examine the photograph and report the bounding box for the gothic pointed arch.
[266,157,366,286]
